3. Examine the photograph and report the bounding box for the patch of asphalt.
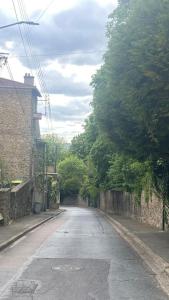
[99,210,169,297]
[0,210,64,252]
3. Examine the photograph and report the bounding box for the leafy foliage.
[80,159,99,206]
[68,0,169,210]
[90,135,114,188]
[92,0,169,161]
[107,155,152,202]
[70,133,87,160]
[70,114,98,160]
[57,155,87,198]
[91,0,169,204]
[43,134,68,167]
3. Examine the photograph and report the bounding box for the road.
[0,207,168,299]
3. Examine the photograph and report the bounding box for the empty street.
[0,207,168,300]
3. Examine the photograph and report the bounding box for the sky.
[0,0,117,142]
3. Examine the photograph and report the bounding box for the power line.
[11,0,53,133]
[6,61,25,114]
[18,0,50,92]
[36,0,56,22]
[17,0,47,93]
[9,49,105,59]
[10,0,104,135]
[11,0,33,74]
[11,0,47,95]
[19,0,53,133]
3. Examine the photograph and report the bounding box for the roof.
[0,77,41,97]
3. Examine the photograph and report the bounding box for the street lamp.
[0,21,39,29]
[0,21,39,67]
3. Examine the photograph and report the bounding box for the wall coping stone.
[11,179,33,193]
[0,188,11,193]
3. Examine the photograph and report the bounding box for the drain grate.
[11,280,40,295]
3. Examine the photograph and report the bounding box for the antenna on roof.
[0,53,8,68]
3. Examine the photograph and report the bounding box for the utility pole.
[54,145,57,173]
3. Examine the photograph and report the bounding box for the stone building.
[0,73,42,182]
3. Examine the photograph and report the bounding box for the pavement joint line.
[98,209,169,297]
[0,210,63,252]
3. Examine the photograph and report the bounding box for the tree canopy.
[92,0,169,161]
[87,0,169,204]
[58,155,87,198]
[57,0,169,211]
[69,0,169,208]
[43,134,68,168]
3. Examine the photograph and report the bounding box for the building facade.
[0,73,42,182]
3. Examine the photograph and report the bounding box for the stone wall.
[61,195,88,207]
[10,179,33,220]
[140,192,163,229]
[0,188,11,224]
[77,196,89,208]
[100,190,163,229]
[61,195,78,206]
[0,180,33,224]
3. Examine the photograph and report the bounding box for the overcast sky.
[0,0,117,141]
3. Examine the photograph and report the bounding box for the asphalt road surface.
[0,207,168,300]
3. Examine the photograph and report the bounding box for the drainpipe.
[162,197,165,231]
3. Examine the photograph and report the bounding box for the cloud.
[31,0,112,65]
[50,97,91,121]
[39,96,91,122]
[0,1,115,141]
[0,14,17,43]
[45,70,92,96]
[0,0,115,67]
[39,95,92,141]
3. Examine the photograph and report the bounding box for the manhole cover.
[52,265,83,272]
[11,280,40,295]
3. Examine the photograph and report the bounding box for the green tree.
[70,114,99,160]
[80,159,99,206]
[57,155,87,198]
[70,133,87,160]
[90,135,114,188]
[84,114,98,154]
[43,134,68,168]
[92,0,169,202]
[107,154,152,202]
[93,0,169,159]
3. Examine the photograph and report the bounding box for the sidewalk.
[110,214,169,264]
[101,211,169,296]
[0,209,63,251]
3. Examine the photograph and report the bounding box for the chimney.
[24,73,34,86]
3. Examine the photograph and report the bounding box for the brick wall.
[100,190,163,229]
[0,88,33,180]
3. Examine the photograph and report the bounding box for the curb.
[99,210,169,296]
[0,210,63,252]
